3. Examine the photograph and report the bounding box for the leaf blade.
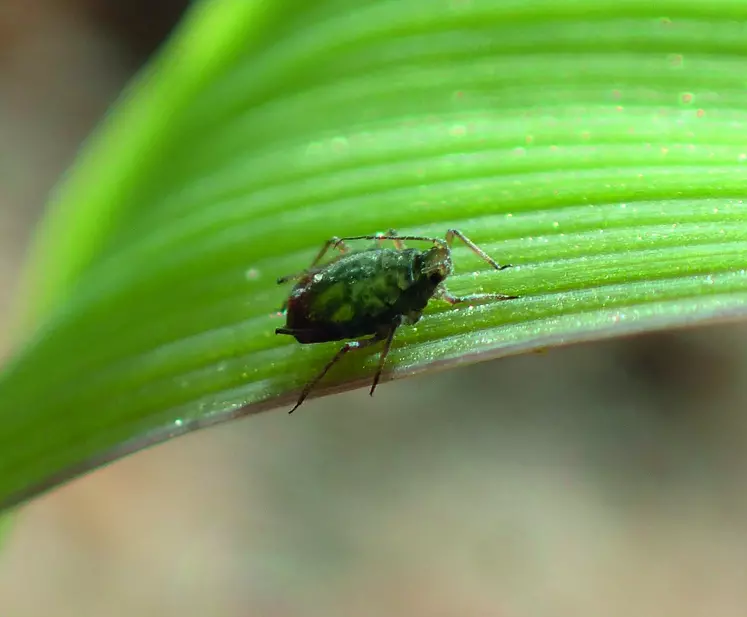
[2,0,747,510]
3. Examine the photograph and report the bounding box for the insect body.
[276,229,517,412]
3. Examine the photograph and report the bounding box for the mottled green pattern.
[305,249,421,329]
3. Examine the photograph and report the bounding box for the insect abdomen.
[285,253,417,342]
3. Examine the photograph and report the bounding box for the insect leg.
[445,229,512,271]
[376,229,406,250]
[434,286,517,306]
[369,316,404,396]
[276,236,351,284]
[335,233,446,248]
[288,336,380,413]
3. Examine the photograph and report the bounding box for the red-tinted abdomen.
[283,284,357,344]
[279,248,433,344]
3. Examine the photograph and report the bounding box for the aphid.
[275,229,518,413]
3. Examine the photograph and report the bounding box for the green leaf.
[2,0,747,511]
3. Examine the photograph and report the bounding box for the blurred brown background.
[2,3,747,616]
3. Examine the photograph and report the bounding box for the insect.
[275,229,518,413]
